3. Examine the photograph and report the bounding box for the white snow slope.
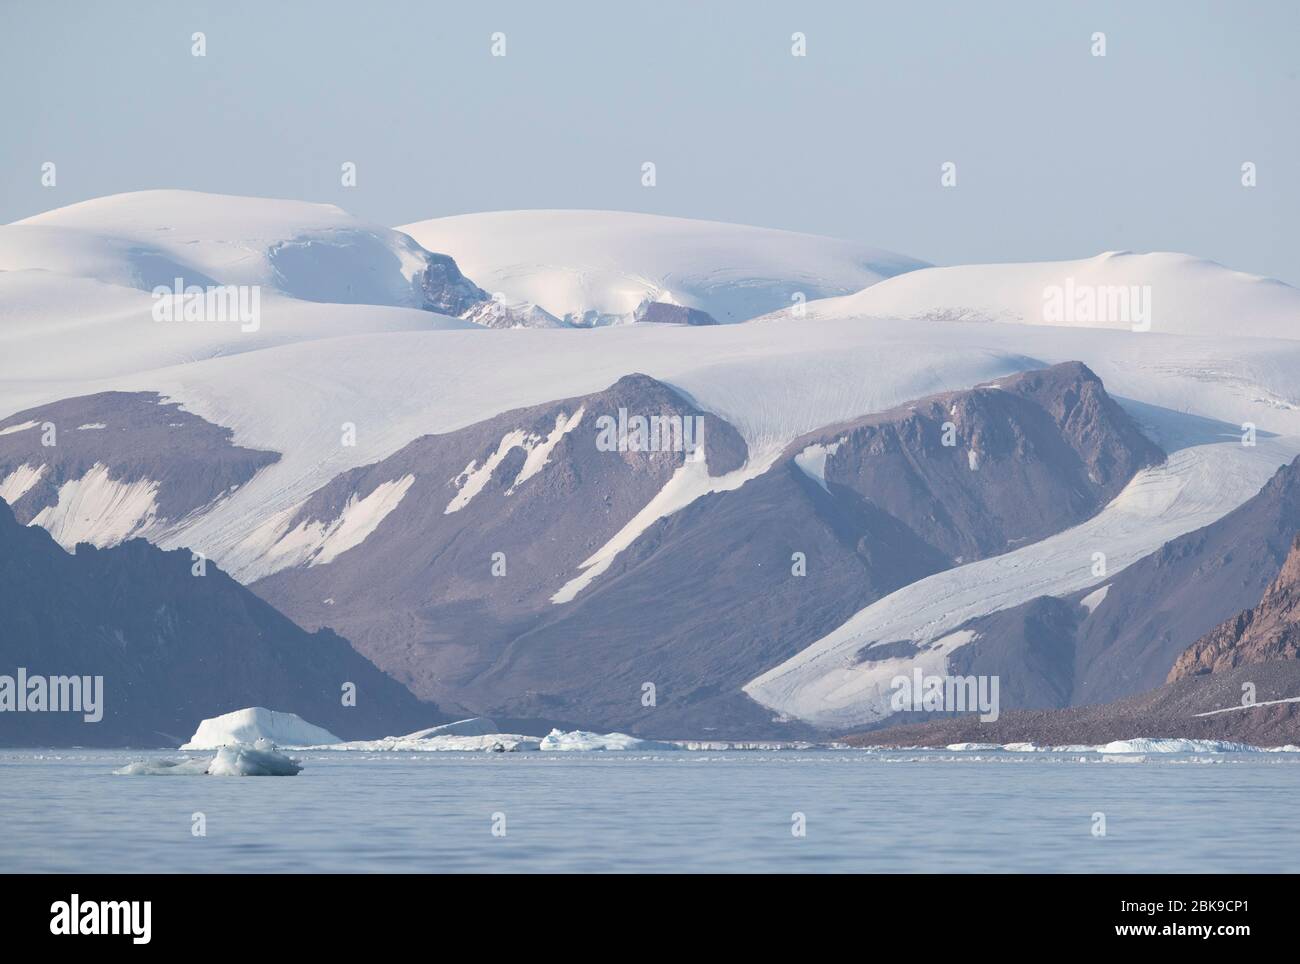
[798,251,1300,340]
[0,191,476,382]
[398,209,928,325]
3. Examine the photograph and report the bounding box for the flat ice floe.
[538,729,678,751]
[304,723,680,752]
[942,739,1300,754]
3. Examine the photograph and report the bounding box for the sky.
[2,0,1296,283]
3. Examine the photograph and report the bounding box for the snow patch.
[1194,695,1300,717]
[1079,584,1110,614]
[0,463,45,504]
[30,463,159,549]
[0,421,40,436]
[252,475,415,570]
[445,430,530,514]
[508,407,584,493]
[551,439,770,604]
[793,439,844,492]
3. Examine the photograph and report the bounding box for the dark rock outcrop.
[0,499,438,747]
[635,302,719,326]
[1169,533,1300,680]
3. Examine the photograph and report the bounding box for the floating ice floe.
[304,721,681,752]
[303,717,542,752]
[113,757,211,776]
[941,738,1300,754]
[538,728,678,751]
[181,707,342,750]
[114,739,303,776]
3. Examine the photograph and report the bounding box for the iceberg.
[937,737,1300,754]
[538,728,678,751]
[326,731,542,752]
[115,739,303,776]
[113,757,211,776]
[1092,738,1274,754]
[206,740,303,775]
[181,707,341,750]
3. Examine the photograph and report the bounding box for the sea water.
[2,749,1296,873]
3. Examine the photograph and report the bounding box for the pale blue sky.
[2,0,1296,282]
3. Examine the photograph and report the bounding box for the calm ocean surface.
[3,749,1297,873]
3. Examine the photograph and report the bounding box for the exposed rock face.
[1169,534,1300,680]
[635,302,719,326]
[0,499,438,747]
[461,298,565,329]
[251,363,1159,737]
[0,392,278,549]
[413,251,491,315]
[803,361,1162,563]
[407,250,569,328]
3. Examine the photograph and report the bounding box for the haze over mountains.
[4,189,1300,745]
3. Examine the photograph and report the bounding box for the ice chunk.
[206,740,303,775]
[113,756,211,776]
[538,728,678,751]
[181,707,341,750]
[113,739,302,775]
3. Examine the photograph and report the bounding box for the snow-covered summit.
[4,189,481,312]
[789,251,1300,340]
[398,209,927,325]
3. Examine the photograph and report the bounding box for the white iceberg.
[1092,738,1271,754]
[181,707,341,750]
[325,731,542,752]
[315,724,677,752]
[115,739,303,776]
[207,740,303,775]
[538,728,678,751]
[938,737,1300,754]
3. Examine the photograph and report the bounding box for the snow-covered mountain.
[7,190,1300,739]
[398,209,928,326]
[4,189,484,311]
[788,251,1300,340]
